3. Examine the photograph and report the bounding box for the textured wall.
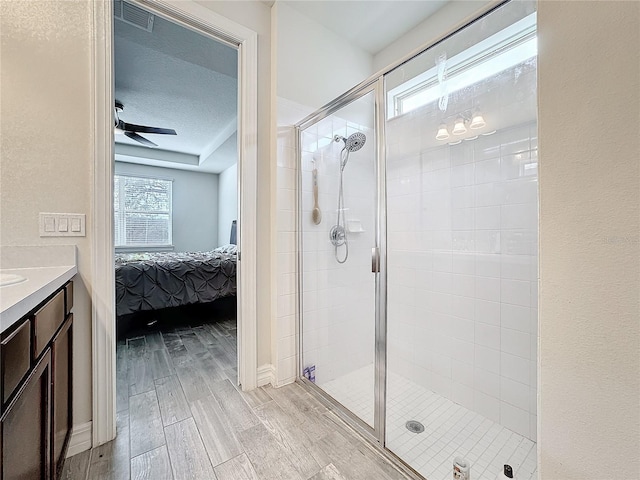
[538,2,640,478]
[0,0,93,426]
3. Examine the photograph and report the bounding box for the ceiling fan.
[114,100,177,147]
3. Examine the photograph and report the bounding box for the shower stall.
[297,2,538,480]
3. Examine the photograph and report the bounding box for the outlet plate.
[39,213,86,237]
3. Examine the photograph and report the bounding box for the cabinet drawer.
[1,320,31,405]
[65,281,73,316]
[33,290,65,360]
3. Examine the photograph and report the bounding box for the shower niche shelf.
[347,220,365,233]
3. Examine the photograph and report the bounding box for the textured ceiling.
[114,10,238,173]
[284,0,448,55]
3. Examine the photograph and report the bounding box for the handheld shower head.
[334,132,367,170]
[334,132,367,152]
[344,132,366,152]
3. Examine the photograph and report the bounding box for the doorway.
[91,0,259,447]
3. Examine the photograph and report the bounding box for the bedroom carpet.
[62,320,411,480]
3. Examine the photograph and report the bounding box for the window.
[114,174,173,247]
[387,13,537,118]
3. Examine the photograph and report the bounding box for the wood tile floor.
[62,318,411,480]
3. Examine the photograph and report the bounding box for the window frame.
[114,173,174,250]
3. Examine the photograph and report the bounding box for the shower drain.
[405,420,425,434]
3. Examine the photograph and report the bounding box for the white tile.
[278,334,297,361]
[278,314,296,337]
[500,377,530,412]
[452,360,474,387]
[277,294,295,318]
[475,300,500,326]
[501,279,531,307]
[432,354,453,379]
[501,204,536,230]
[476,254,501,278]
[529,414,537,442]
[452,382,475,410]
[475,158,501,184]
[475,230,501,254]
[476,206,501,230]
[501,255,531,280]
[451,295,475,320]
[452,253,475,274]
[475,368,500,398]
[500,402,530,438]
[501,303,530,332]
[451,338,474,365]
[475,182,502,207]
[474,391,500,423]
[501,328,530,359]
[501,352,530,385]
[451,274,475,297]
[476,323,500,349]
[453,208,475,230]
[476,276,500,302]
[475,345,500,374]
[452,317,474,343]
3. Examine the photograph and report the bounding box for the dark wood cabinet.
[0,350,52,480]
[51,314,72,479]
[0,280,73,480]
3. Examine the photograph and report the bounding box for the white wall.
[114,162,219,252]
[0,0,93,427]
[537,2,640,479]
[217,163,237,246]
[274,2,373,111]
[373,1,494,73]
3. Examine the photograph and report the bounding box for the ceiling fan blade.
[120,121,177,135]
[124,131,157,147]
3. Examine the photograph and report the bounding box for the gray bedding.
[115,245,237,316]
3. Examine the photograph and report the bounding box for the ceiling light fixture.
[436,124,450,140]
[452,117,467,135]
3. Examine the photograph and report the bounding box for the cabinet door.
[52,315,72,478]
[1,350,51,480]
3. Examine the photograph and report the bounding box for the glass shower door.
[384,2,539,479]
[299,87,379,430]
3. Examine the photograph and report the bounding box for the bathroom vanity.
[0,247,77,480]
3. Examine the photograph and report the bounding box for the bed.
[115,244,237,317]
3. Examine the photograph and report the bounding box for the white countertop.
[0,265,77,334]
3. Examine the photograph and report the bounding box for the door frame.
[91,0,258,446]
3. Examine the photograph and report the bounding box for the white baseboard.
[257,363,275,387]
[66,421,92,457]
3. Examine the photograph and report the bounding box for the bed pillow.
[214,244,237,255]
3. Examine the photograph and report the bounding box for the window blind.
[114,174,172,247]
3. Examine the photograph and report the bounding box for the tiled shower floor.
[322,365,537,480]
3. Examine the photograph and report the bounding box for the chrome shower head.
[344,132,366,152]
[334,132,367,153]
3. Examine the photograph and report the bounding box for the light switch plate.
[39,213,86,237]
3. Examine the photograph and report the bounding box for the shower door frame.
[296,79,389,447]
[294,3,515,479]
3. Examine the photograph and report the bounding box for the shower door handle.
[371,247,380,273]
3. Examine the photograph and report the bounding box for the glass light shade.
[435,124,450,140]
[452,118,467,135]
[470,113,486,129]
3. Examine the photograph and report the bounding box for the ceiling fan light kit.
[114,100,177,147]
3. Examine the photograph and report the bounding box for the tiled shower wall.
[274,99,308,386]
[275,97,376,389]
[299,118,376,388]
[386,121,538,441]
